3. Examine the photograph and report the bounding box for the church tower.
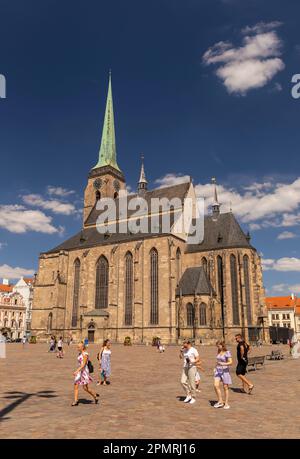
[83,72,126,223]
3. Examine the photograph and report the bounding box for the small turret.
[211,177,220,218]
[138,155,148,197]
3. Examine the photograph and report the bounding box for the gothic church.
[31,76,268,344]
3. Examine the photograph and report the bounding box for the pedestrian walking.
[180,340,200,405]
[57,336,64,358]
[235,334,254,394]
[213,340,232,409]
[97,339,112,385]
[72,341,99,406]
[48,336,55,352]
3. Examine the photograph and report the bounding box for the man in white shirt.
[180,339,200,404]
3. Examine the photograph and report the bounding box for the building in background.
[0,278,34,338]
[0,291,26,340]
[13,277,34,335]
[266,294,300,339]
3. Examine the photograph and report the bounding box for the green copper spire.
[93,72,121,171]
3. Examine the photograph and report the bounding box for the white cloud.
[271,283,300,294]
[277,231,298,240]
[262,257,300,272]
[155,174,191,188]
[155,173,300,229]
[202,22,285,94]
[0,205,61,234]
[241,21,283,35]
[47,186,75,197]
[0,264,35,280]
[22,194,75,215]
[215,58,284,95]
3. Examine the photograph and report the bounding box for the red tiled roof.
[266,296,298,310]
[0,284,13,293]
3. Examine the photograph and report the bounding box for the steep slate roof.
[176,267,215,296]
[45,184,252,256]
[45,182,191,254]
[186,212,252,253]
[85,181,191,226]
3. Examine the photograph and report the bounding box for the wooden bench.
[266,350,284,360]
[247,356,265,371]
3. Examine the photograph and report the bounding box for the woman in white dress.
[97,339,112,386]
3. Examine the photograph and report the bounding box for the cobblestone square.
[0,343,299,439]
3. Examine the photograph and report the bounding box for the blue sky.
[0,0,299,295]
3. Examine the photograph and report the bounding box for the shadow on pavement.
[0,390,57,421]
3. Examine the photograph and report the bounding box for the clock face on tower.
[93,178,102,190]
[113,179,120,192]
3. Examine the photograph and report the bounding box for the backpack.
[87,359,94,374]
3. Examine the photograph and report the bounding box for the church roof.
[84,181,191,226]
[186,212,253,253]
[45,184,252,255]
[45,182,191,254]
[176,266,215,296]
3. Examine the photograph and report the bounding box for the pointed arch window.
[47,313,53,333]
[202,257,208,274]
[187,303,194,327]
[125,252,133,326]
[176,248,181,286]
[72,258,80,327]
[217,255,225,326]
[150,248,159,325]
[217,256,224,300]
[230,254,240,325]
[95,256,109,309]
[243,254,252,324]
[199,303,207,326]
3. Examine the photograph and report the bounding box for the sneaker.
[189,398,196,404]
[214,402,224,408]
[183,396,192,403]
[223,404,230,410]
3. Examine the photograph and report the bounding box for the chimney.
[291,293,295,300]
[2,278,9,286]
